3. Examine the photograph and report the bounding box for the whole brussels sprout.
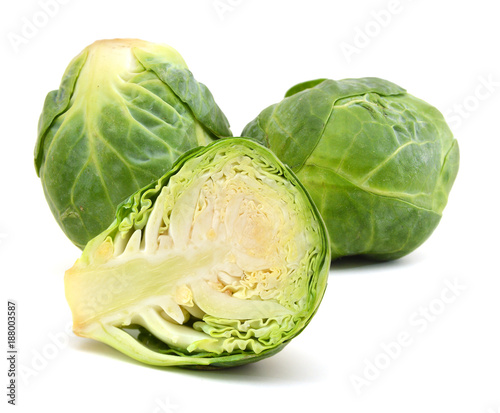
[35,39,231,249]
[64,138,330,368]
[242,78,459,261]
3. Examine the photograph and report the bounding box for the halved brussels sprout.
[35,38,231,249]
[243,77,459,261]
[64,138,330,368]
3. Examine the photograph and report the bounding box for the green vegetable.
[35,38,231,249]
[242,77,459,261]
[64,138,330,368]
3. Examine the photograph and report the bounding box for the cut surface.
[65,139,329,366]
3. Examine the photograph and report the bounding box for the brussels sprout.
[242,77,459,261]
[64,138,329,368]
[35,39,231,249]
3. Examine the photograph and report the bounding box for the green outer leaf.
[34,49,88,175]
[300,163,442,260]
[128,325,289,369]
[285,78,327,97]
[242,77,459,260]
[88,323,289,369]
[242,77,406,172]
[35,40,232,249]
[133,47,231,138]
[72,138,330,368]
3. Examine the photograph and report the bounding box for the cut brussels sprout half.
[243,77,459,261]
[35,38,231,249]
[65,138,330,368]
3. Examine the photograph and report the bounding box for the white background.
[1,0,499,412]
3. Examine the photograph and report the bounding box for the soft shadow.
[73,339,325,384]
[330,253,418,273]
[181,347,327,384]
